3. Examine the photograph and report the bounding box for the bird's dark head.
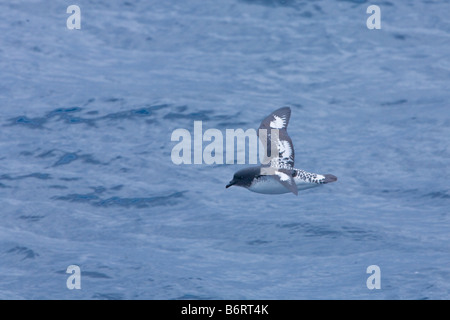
[226,167,260,189]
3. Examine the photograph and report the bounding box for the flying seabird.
[226,107,337,195]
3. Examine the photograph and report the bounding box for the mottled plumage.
[226,107,337,195]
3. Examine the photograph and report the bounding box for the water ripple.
[92,293,124,300]
[5,103,172,129]
[19,215,45,222]
[35,150,104,167]
[0,173,52,180]
[424,191,450,199]
[53,191,186,208]
[55,269,111,279]
[239,0,298,7]
[7,246,39,260]
[53,153,103,167]
[276,222,380,241]
[8,116,46,129]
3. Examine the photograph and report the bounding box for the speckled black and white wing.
[258,107,295,169]
[293,169,338,185]
[258,107,297,195]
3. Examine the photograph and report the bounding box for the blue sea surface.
[0,0,449,299]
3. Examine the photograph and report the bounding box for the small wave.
[381,188,450,201]
[52,152,103,167]
[393,34,407,40]
[94,192,185,208]
[0,173,52,180]
[48,185,68,189]
[7,116,46,129]
[164,110,211,121]
[53,191,186,208]
[5,104,236,135]
[92,293,124,300]
[19,215,45,222]
[247,239,271,245]
[54,269,110,279]
[5,103,171,129]
[82,271,112,279]
[424,191,450,199]
[53,153,77,166]
[380,99,408,106]
[59,177,81,181]
[337,0,368,4]
[239,0,298,8]
[100,107,153,121]
[277,222,379,241]
[6,246,39,260]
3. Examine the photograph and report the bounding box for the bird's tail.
[323,174,337,183]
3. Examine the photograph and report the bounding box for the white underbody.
[248,172,326,194]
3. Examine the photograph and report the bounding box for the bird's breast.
[248,175,321,194]
[248,176,289,194]
[248,169,322,194]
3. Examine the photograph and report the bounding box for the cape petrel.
[226,107,337,195]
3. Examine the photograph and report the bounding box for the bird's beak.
[226,180,236,188]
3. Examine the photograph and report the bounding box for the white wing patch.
[316,174,325,181]
[278,140,292,161]
[276,171,291,182]
[270,115,285,129]
[258,107,294,171]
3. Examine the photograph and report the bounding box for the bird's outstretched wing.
[258,106,295,169]
[258,107,297,195]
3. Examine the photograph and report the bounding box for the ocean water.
[0,0,449,300]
